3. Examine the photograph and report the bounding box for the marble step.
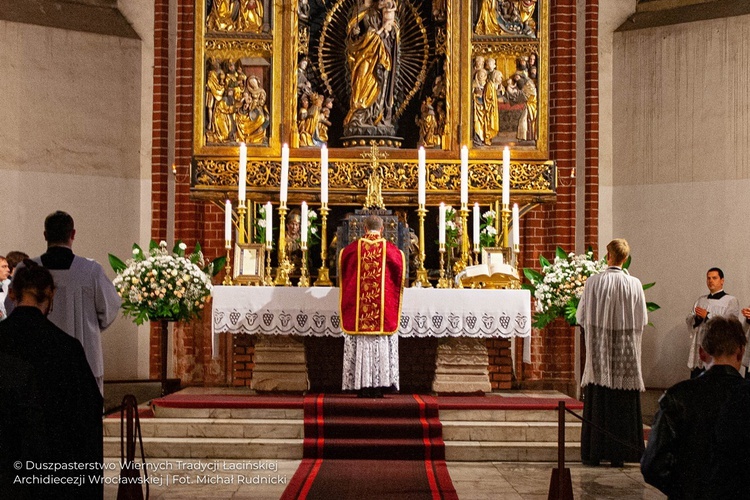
[152,407,304,419]
[104,418,583,462]
[440,408,580,422]
[104,436,302,460]
[442,421,582,443]
[103,417,303,440]
[446,440,581,462]
[152,406,575,423]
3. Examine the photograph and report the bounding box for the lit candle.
[460,145,468,205]
[224,199,232,247]
[473,203,480,246]
[439,202,446,245]
[320,145,329,204]
[512,203,520,248]
[502,146,510,207]
[280,143,289,204]
[301,201,308,244]
[238,143,247,202]
[418,146,426,206]
[265,202,272,244]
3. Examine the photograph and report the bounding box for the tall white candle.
[460,145,469,205]
[265,202,272,244]
[280,144,289,203]
[418,146,426,205]
[301,201,308,244]
[238,143,247,202]
[224,199,232,246]
[512,203,520,247]
[473,203,480,246]
[502,146,510,207]
[320,145,329,204]
[439,202,446,245]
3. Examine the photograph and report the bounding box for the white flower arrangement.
[479,209,497,248]
[523,248,607,328]
[109,240,224,325]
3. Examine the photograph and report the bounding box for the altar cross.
[362,143,388,209]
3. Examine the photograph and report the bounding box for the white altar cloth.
[212,287,531,353]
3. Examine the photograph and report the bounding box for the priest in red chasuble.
[339,215,405,397]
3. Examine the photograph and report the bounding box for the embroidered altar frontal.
[212,287,531,352]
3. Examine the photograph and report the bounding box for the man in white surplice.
[15,211,121,395]
[687,267,740,378]
[576,238,648,467]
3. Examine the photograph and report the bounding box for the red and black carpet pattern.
[281,394,458,500]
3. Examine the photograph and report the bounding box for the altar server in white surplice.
[14,211,121,395]
[576,238,648,467]
[686,267,740,378]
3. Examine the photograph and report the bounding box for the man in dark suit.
[0,261,103,499]
[641,316,750,499]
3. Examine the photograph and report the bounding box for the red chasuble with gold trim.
[339,232,405,335]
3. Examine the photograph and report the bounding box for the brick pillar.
[150,0,228,384]
[584,0,600,250]
[149,0,171,380]
[514,0,579,390]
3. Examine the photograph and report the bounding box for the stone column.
[432,337,492,393]
[250,335,309,392]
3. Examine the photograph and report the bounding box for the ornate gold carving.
[205,39,273,54]
[298,25,310,55]
[193,158,553,194]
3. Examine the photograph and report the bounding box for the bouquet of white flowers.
[109,240,224,325]
[523,247,659,328]
[523,248,607,328]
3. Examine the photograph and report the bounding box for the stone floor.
[101,458,664,499]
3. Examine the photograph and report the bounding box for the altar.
[213,286,531,393]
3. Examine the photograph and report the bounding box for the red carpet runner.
[281,394,458,500]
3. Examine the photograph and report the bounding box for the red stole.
[339,233,405,335]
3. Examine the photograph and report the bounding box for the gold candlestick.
[494,200,502,246]
[275,203,293,286]
[314,203,333,286]
[413,204,432,288]
[453,205,469,275]
[222,242,233,286]
[237,202,248,244]
[263,244,274,286]
[437,243,451,289]
[501,204,511,248]
[473,243,480,266]
[298,243,310,287]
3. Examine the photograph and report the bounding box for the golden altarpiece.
[193,0,555,391]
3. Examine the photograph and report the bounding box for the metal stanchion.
[548,400,574,500]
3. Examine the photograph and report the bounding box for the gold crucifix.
[362,143,388,209]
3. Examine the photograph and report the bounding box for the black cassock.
[0,306,103,499]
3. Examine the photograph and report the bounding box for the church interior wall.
[0,16,153,380]
[610,12,750,388]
